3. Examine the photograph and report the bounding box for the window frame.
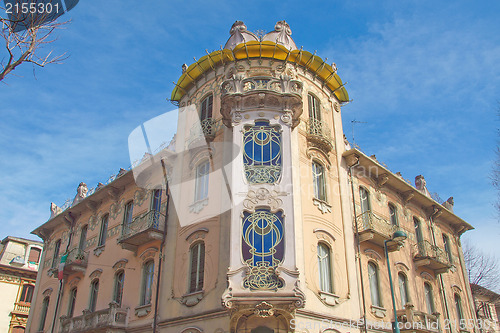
[52,239,61,268]
[19,284,35,303]
[194,160,210,202]
[98,215,109,247]
[89,279,99,312]
[368,261,382,307]
[388,203,399,226]
[200,94,213,121]
[443,234,453,263]
[398,272,411,308]
[454,293,464,322]
[113,270,125,307]
[413,217,424,244]
[424,282,435,314]
[308,93,321,120]
[28,247,41,264]
[312,161,327,202]
[188,241,205,293]
[38,296,50,331]
[141,260,155,305]
[317,242,333,293]
[67,287,77,317]
[79,225,88,251]
[123,201,134,227]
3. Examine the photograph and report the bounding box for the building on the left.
[0,236,43,333]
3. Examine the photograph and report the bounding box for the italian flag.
[58,253,68,280]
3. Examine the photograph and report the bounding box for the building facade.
[470,284,500,333]
[0,236,43,332]
[27,21,477,333]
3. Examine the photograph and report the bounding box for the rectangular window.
[312,162,327,201]
[28,247,41,263]
[68,288,77,317]
[317,243,333,293]
[189,242,205,293]
[38,297,50,331]
[308,94,321,120]
[89,280,99,312]
[142,261,155,305]
[195,161,210,202]
[51,240,61,268]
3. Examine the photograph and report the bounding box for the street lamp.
[384,230,408,333]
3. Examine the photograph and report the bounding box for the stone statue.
[50,202,62,219]
[415,175,431,197]
[443,197,454,212]
[72,182,88,206]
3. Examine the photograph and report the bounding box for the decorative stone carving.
[110,199,124,219]
[415,175,431,197]
[50,202,62,219]
[334,102,341,112]
[401,190,415,205]
[134,189,148,206]
[182,63,188,73]
[181,291,204,307]
[376,173,389,188]
[93,246,104,257]
[280,110,292,126]
[243,188,283,212]
[443,197,454,212]
[189,197,209,213]
[254,301,274,317]
[319,291,340,306]
[313,198,332,214]
[371,305,387,318]
[224,21,259,50]
[89,269,103,280]
[134,304,151,317]
[262,21,298,50]
[345,154,359,168]
[72,182,88,206]
[232,111,242,126]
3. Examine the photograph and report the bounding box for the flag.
[58,253,68,280]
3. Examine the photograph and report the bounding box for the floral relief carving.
[109,199,124,219]
[243,188,283,212]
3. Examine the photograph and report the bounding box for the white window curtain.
[317,243,333,293]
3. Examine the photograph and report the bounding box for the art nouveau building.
[0,236,43,332]
[27,21,476,333]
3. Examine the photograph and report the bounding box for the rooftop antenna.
[351,119,367,146]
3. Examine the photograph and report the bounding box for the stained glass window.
[242,209,284,291]
[243,121,282,184]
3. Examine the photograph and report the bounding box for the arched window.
[424,283,435,314]
[89,279,99,312]
[79,225,88,251]
[200,94,213,121]
[141,260,155,305]
[455,293,464,321]
[414,217,424,244]
[308,93,321,120]
[241,209,284,291]
[113,271,125,307]
[28,247,41,264]
[243,120,282,184]
[398,272,410,307]
[443,234,452,263]
[98,215,108,247]
[389,204,398,226]
[38,296,50,331]
[19,284,34,303]
[312,161,327,201]
[195,160,210,202]
[189,242,205,293]
[123,201,134,227]
[368,262,381,307]
[67,287,77,317]
[317,243,333,293]
[52,239,61,268]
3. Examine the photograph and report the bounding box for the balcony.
[12,302,30,315]
[64,248,89,274]
[118,210,165,252]
[413,240,451,273]
[356,211,400,250]
[187,117,222,148]
[397,306,440,333]
[306,118,333,153]
[60,304,128,333]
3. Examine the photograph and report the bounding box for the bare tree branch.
[463,239,500,292]
[0,0,69,82]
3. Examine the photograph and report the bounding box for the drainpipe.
[348,157,368,333]
[429,209,451,333]
[50,213,75,333]
[152,160,170,333]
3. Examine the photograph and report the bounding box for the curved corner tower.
[170,20,357,332]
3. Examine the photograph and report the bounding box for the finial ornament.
[415,175,431,197]
[262,20,297,50]
[72,182,88,206]
[224,21,258,50]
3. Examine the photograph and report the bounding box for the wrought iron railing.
[65,248,89,267]
[306,118,333,145]
[120,210,165,240]
[416,240,451,266]
[397,308,439,332]
[188,118,222,146]
[60,304,128,333]
[356,211,399,239]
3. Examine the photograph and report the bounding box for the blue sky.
[1,0,499,257]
